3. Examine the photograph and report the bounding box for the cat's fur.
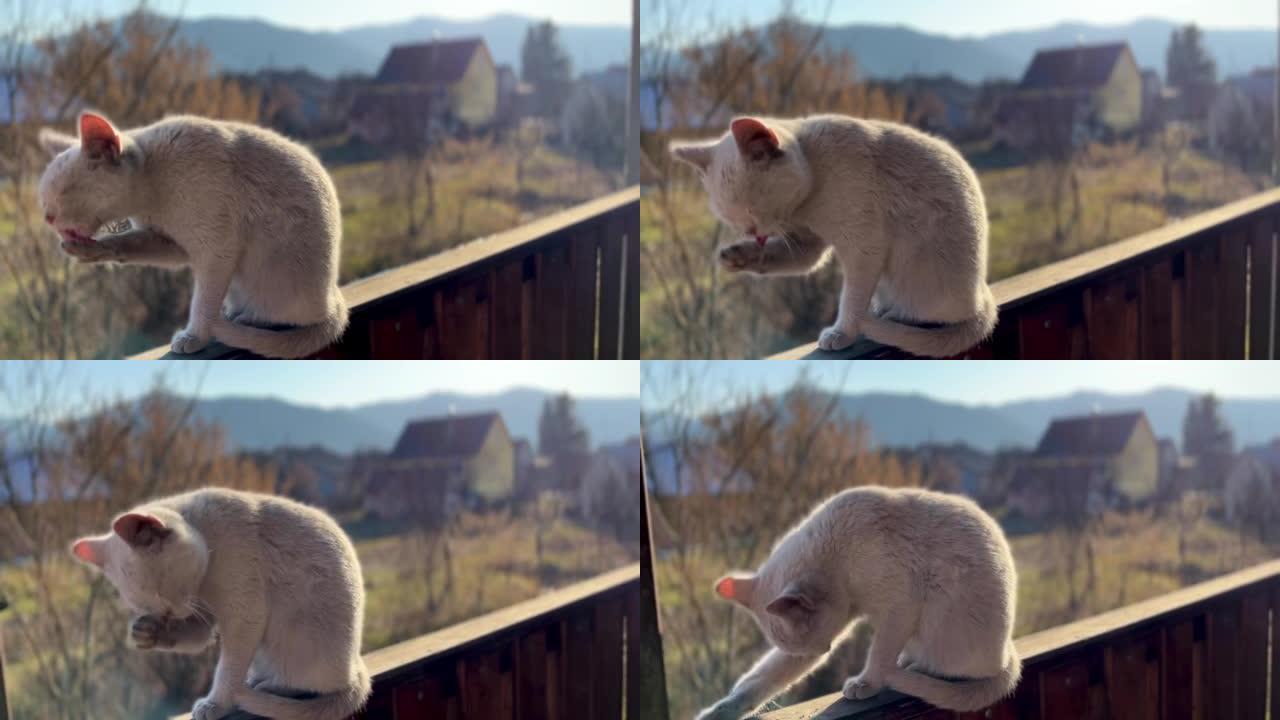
[671,115,997,357]
[38,111,348,358]
[697,486,1019,719]
[71,488,371,720]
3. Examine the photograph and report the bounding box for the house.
[349,37,498,144]
[995,43,1143,149]
[365,411,514,524]
[495,63,534,128]
[1208,67,1275,159]
[1224,453,1280,527]
[1008,411,1159,520]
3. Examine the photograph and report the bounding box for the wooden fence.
[133,187,640,360]
[774,187,1280,360]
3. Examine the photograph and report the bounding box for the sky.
[642,361,1280,412]
[643,0,1274,40]
[48,0,631,30]
[0,361,639,414]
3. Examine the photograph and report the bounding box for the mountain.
[651,18,1275,86]
[646,387,1280,453]
[167,13,629,78]
[192,388,639,453]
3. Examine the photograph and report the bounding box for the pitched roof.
[1035,411,1148,457]
[1020,43,1131,91]
[375,37,488,85]
[391,412,506,460]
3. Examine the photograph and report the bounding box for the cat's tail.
[885,644,1021,712]
[859,285,998,358]
[234,663,372,720]
[212,295,349,359]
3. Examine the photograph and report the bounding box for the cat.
[696,486,1020,719]
[71,488,371,720]
[671,115,998,357]
[38,111,348,358]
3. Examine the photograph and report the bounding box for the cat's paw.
[818,325,857,351]
[59,238,112,263]
[171,329,210,354]
[191,697,232,720]
[843,674,884,701]
[129,615,162,650]
[717,242,762,273]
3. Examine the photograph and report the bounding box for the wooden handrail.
[772,186,1280,360]
[131,187,640,360]
[760,558,1280,719]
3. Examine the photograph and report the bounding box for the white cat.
[671,115,997,357]
[71,488,371,720]
[697,486,1020,719]
[38,111,348,358]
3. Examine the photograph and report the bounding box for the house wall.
[466,422,514,502]
[451,49,498,128]
[1096,52,1142,133]
[1114,421,1159,503]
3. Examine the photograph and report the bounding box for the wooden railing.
[759,558,1280,719]
[773,186,1280,359]
[132,187,640,360]
[159,564,640,720]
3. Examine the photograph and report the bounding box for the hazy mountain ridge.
[646,387,1280,453]
[166,12,630,77]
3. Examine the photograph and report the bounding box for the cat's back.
[161,488,351,552]
[820,486,1006,550]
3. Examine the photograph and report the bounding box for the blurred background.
[0,359,640,719]
[643,360,1280,718]
[0,0,631,358]
[641,0,1279,358]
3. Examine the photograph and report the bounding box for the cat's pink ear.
[79,112,121,162]
[714,574,755,604]
[730,117,779,159]
[71,537,106,567]
[113,512,170,548]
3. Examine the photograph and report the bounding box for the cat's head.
[70,507,208,620]
[37,112,144,245]
[712,570,841,656]
[669,116,812,241]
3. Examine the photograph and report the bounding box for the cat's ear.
[70,536,107,567]
[730,117,780,161]
[112,512,171,548]
[714,574,756,605]
[79,112,121,163]
[38,128,76,156]
[670,141,714,173]
[765,581,819,620]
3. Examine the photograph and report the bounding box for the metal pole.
[625,0,641,186]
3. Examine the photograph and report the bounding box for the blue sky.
[0,361,639,412]
[642,361,1280,412]
[643,0,1273,40]
[44,0,630,31]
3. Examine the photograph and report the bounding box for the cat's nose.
[44,213,54,225]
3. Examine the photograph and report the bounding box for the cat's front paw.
[171,329,210,354]
[191,697,232,720]
[129,615,162,650]
[59,238,113,263]
[717,242,763,273]
[843,674,884,701]
[818,325,857,351]
[694,699,745,720]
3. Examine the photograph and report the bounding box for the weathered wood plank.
[592,597,625,720]
[1163,619,1196,720]
[1039,659,1090,718]
[517,628,550,720]
[368,303,427,359]
[1183,239,1221,359]
[1239,590,1268,720]
[1016,300,1073,359]
[1219,229,1249,358]
[533,243,570,358]
[438,275,488,360]
[491,260,526,359]
[622,203,640,359]
[568,227,600,359]
[1249,213,1277,359]
[1140,255,1174,358]
[563,610,595,719]
[1084,271,1139,359]
[596,212,626,360]
[461,651,511,719]
[1208,601,1241,720]
[1104,631,1158,720]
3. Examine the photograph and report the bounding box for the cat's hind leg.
[174,254,236,354]
[820,234,888,351]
